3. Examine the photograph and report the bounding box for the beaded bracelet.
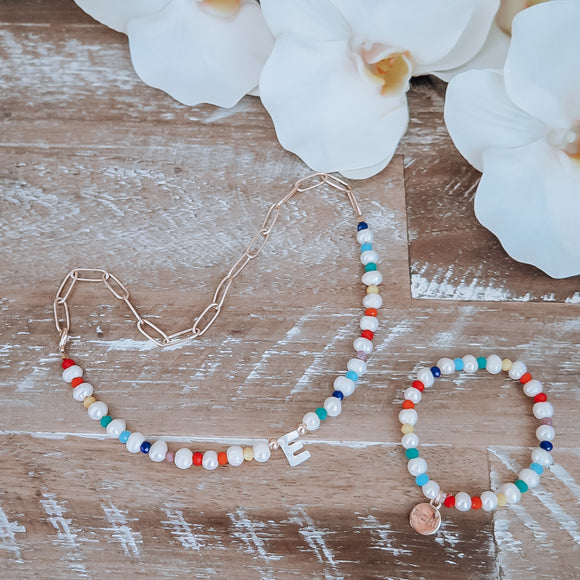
[400,355,555,535]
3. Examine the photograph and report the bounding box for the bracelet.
[400,355,555,535]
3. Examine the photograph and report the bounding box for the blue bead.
[530,462,544,475]
[119,430,130,443]
[415,473,429,486]
[539,441,553,452]
[357,221,368,231]
[360,243,372,252]
[345,371,358,382]
[332,390,344,400]
[140,441,152,454]
[430,366,441,378]
[454,358,464,371]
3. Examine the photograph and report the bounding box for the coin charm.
[409,502,441,535]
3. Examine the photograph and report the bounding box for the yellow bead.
[502,359,512,371]
[366,285,379,294]
[496,493,507,507]
[83,396,96,408]
[243,447,254,461]
[401,424,414,435]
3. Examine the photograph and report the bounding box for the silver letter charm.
[278,430,311,467]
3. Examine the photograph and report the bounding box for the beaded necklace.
[54,173,383,471]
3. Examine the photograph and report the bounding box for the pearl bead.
[422,480,440,500]
[480,491,498,511]
[536,424,555,442]
[437,358,455,375]
[455,492,472,511]
[201,450,218,470]
[531,447,553,467]
[508,361,527,380]
[404,386,422,404]
[518,468,540,489]
[416,368,434,387]
[62,365,83,383]
[363,293,382,309]
[523,379,543,397]
[303,411,321,431]
[323,396,342,417]
[356,229,373,244]
[398,408,417,426]
[360,316,379,332]
[533,401,554,419]
[485,354,503,375]
[362,271,382,286]
[334,376,356,397]
[126,432,146,454]
[226,445,244,467]
[501,483,521,504]
[148,440,168,462]
[347,358,367,376]
[72,382,94,401]
[253,441,271,463]
[401,433,419,449]
[87,400,108,421]
[360,250,379,265]
[175,448,194,469]
[106,418,126,437]
[353,337,373,354]
[407,457,428,476]
[462,355,478,374]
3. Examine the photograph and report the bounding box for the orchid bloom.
[74,0,274,108]
[258,0,499,179]
[445,0,580,278]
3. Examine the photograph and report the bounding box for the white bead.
[360,250,379,265]
[323,396,342,417]
[536,424,555,442]
[87,400,108,421]
[72,382,94,401]
[404,386,422,404]
[462,355,478,374]
[334,376,356,397]
[226,445,245,467]
[398,408,417,426]
[176,448,194,470]
[401,433,419,449]
[363,293,382,309]
[523,379,543,397]
[416,368,434,387]
[531,447,553,467]
[106,418,126,437]
[126,432,145,454]
[501,483,521,504]
[533,401,554,419]
[422,480,440,500]
[437,358,455,375]
[353,337,373,354]
[201,450,218,470]
[362,271,383,286]
[62,365,83,382]
[407,457,428,476]
[508,360,527,380]
[302,411,320,431]
[356,229,373,244]
[148,440,168,462]
[485,354,503,374]
[347,358,367,376]
[455,492,472,511]
[480,491,498,512]
[519,468,540,489]
[253,441,271,463]
[360,316,379,332]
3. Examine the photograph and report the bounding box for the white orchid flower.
[258,0,499,179]
[74,0,274,108]
[444,0,580,279]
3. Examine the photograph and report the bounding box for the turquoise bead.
[315,407,328,420]
[514,479,528,493]
[415,473,429,486]
[530,462,544,475]
[119,430,131,443]
[454,358,464,371]
[364,263,377,272]
[345,370,358,382]
[360,243,372,252]
[477,356,486,369]
[100,415,113,428]
[405,448,419,459]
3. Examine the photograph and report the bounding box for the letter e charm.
[278,430,311,467]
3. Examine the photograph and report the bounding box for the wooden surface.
[1,2,579,578]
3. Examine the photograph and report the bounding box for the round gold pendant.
[409,503,441,535]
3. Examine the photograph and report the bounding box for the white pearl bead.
[536,424,555,442]
[334,376,356,397]
[353,337,373,354]
[148,440,168,462]
[455,492,472,511]
[404,386,422,404]
[347,358,367,376]
[72,382,94,401]
[175,448,194,469]
[356,229,373,244]
[360,316,379,332]
[303,411,320,431]
[201,450,218,470]
[533,401,554,419]
[480,491,498,511]
[485,354,503,374]
[87,400,108,421]
[398,408,417,426]
[407,457,428,476]
[437,358,455,375]
[227,445,244,467]
[508,360,527,380]
[462,355,478,374]
[519,468,540,489]
[106,418,126,437]
[523,379,543,397]
[401,433,419,449]
[62,365,83,383]
[416,368,434,387]
[323,396,342,417]
[362,271,383,286]
[253,441,271,463]
[501,483,521,504]
[422,480,440,500]
[360,250,379,265]
[363,293,382,309]
[531,447,553,467]
[126,432,145,454]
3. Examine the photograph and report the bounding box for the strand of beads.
[400,355,555,514]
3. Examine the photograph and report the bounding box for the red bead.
[444,496,455,508]
[471,497,482,510]
[361,330,374,341]
[62,359,75,369]
[412,380,425,392]
[192,452,203,466]
[534,393,547,403]
[402,400,415,409]
[520,372,532,384]
[218,452,228,466]
[364,308,378,317]
[71,377,84,388]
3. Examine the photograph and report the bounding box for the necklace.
[54,173,383,470]
[401,355,555,535]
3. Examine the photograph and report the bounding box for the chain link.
[53,173,362,350]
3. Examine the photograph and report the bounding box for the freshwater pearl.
[422,480,440,500]
[253,442,271,463]
[398,408,417,426]
[404,386,422,404]
[63,365,83,382]
[536,424,555,442]
[508,361,527,380]
[416,368,434,387]
[356,229,373,244]
[323,396,342,417]
[360,250,379,265]
[360,316,379,332]
[303,411,321,431]
[480,491,498,511]
[361,271,382,286]
[106,418,126,437]
[523,379,543,397]
[501,483,522,504]
[226,445,244,467]
[87,400,108,421]
[437,358,455,375]
[126,432,146,454]
[531,447,553,467]
[202,450,218,470]
[407,457,428,476]
[533,401,554,419]
[485,354,503,374]
[347,358,367,376]
[462,355,478,374]
[401,433,419,449]
[519,468,540,489]
[334,376,356,397]
[363,293,382,309]
[148,440,168,462]
[353,337,373,354]
[455,492,472,512]
[73,382,93,401]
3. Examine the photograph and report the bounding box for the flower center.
[547,125,580,163]
[362,49,413,96]
[198,0,240,18]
